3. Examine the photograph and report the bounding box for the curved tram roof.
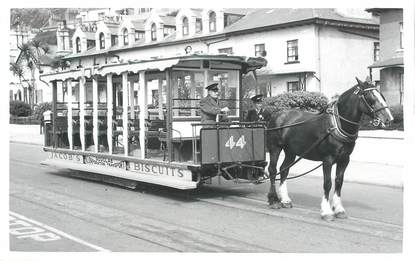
[40,54,267,82]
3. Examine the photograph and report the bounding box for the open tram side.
[40,55,268,189]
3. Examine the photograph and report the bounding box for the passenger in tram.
[246,94,264,122]
[199,83,230,125]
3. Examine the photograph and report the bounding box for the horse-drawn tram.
[40,54,268,189]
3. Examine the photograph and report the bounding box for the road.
[9,142,403,252]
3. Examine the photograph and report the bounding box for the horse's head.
[355,77,394,127]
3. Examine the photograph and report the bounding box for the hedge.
[10,100,32,117]
[262,91,329,113]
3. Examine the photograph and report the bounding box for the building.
[52,8,379,101]
[367,8,404,106]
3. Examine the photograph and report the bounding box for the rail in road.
[9,149,402,252]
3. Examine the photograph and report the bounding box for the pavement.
[9,124,404,188]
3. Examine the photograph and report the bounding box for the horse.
[266,77,394,221]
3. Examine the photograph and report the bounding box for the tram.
[40,54,268,189]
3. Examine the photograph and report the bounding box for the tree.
[10,40,50,108]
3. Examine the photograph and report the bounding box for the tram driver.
[199,83,230,125]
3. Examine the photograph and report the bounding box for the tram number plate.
[200,127,265,164]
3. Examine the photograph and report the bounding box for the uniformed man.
[246,94,264,122]
[199,83,229,125]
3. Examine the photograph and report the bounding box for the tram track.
[10,180,279,252]
[10,157,402,251]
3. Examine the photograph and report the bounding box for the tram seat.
[55,117,69,148]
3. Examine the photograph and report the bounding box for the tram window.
[208,70,239,116]
[172,70,204,118]
[98,84,107,103]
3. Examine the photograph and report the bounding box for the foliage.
[10,101,32,117]
[32,102,52,120]
[262,91,329,113]
[360,105,404,131]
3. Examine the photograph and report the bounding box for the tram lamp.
[185,45,192,54]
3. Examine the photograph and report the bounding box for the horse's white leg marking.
[320,196,334,216]
[278,181,291,203]
[332,193,345,214]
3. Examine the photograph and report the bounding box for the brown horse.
[266,78,394,221]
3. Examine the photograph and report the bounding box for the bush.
[360,105,404,131]
[263,91,329,113]
[32,102,52,120]
[10,100,32,117]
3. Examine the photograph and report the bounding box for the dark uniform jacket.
[200,95,222,124]
[246,108,264,122]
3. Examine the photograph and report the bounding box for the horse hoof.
[321,214,335,222]
[281,202,293,208]
[335,212,348,219]
[269,202,281,209]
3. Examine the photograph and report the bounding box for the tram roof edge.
[39,54,267,82]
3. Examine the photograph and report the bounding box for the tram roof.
[40,54,267,82]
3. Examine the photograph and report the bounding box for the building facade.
[367,8,404,106]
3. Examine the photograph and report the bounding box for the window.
[60,36,66,50]
[122,28,129,46]
[287,81,300,92]
[163,26,174,37]
[287,40,299,62]
[135,31,144,41]
[111,35,118,46]
[209,12,216,32]
[218,47,233,55]
[151,23,157,41]
[76,37,81,53]
[255,44,265,57]
[399,22,403,49]
[99,32,105,49]
[374,42,380,61]
[196,18,202,33]
[182,17,189,36]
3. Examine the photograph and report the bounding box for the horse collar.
[327,102,358,143]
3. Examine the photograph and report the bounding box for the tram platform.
[9,124,404,188]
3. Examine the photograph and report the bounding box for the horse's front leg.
[278,150,296,208]
[320,160,335,221]
[332,156,350,219]
[268,146,282,209]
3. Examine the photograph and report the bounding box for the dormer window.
[182,17,189,36]
[122,28,129,46]
[76,37,81,53]
[151,23,157,41]
[209,12,216,32]
[196,18,202,33]
[99,32,105,49]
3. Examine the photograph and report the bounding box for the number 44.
[225,135,246,149]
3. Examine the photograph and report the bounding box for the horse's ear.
[355,77,363,86]
[365,76,371,83]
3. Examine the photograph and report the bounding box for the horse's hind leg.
[278,149,296,208]
[332,156,350,219]
[268,146,282,208]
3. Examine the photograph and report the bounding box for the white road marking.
[10,211,110,252]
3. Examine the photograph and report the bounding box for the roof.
[223,8,251,16]
[63,8,379,60]
[160,16,176,26]
[223,8,378,34]
[130,20,145,31]
[368,57,403,68]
